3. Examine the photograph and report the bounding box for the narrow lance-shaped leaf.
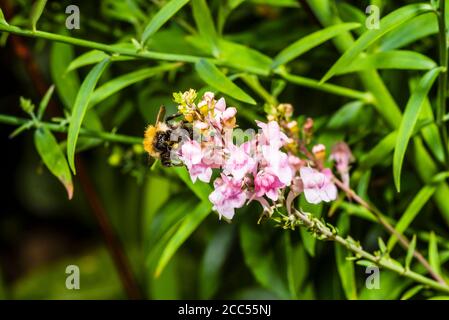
[34,127,73,199]
[30,0,47,32]
[37,85,55,120]
[380,13,438,51]
[141,0,190,44]
[393,67,442,192]
[155,200,211,277]
[89,63,181,109]
[321,3,434,83]
[405,235,417,270]
[192,0,219,54]
[336,50,437,75]
[50,31,80,110]
[66,50,110,73]
[0,8,8,24]
[195,59,256,105]
[272,23,361,68]
[67,58,110,174]
[401,285,424,300]
[387,185,436,251]
[429,232,442,277]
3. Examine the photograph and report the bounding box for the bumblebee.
[144,106,189,167]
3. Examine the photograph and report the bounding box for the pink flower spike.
[254,170,284,201]
[209,175,246,220]
[300,167,337,204]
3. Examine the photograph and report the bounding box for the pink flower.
[224,142,256,180]
[288,154,302,175]
[261,145,292,186]
[254,170,284,201]
[205,97,237,130]
[209,174,247,219]
[330,142,354,187]
[180,140,202,167]
[300,167,337,204]
[180,139,213,183]
[188,162,213,183]
[256,120,288,149]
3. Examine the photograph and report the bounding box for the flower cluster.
[170,90,353,220]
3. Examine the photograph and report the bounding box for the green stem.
[0,23,201,63]
[278,70,373,103]
[438,0,449,166]
[0,114,142,145]
[291,209,449,294]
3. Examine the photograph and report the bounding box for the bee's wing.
[156,105,166,124]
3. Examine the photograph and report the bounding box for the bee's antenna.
[156,105,166,124]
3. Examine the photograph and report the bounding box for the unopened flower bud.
[312,144,326,162]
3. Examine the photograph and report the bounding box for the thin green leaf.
[272,23,360,68]
[249,0,299,7]
[9,121,33,139]
[387,185,436,251]
[66,50,109,73]
[393,67,441,192]
[0,8,8,25]
[37,85,55,120]
[34,127,73,199]
[405,235,417,270]
[89,63,181,109]
[400,285,424,300]
[378,237,387,253]
[217,39,272,76]
[195,59,256,104]
[192,0,219,54]
[141,0,190,44]
[428,296,449,300]
[380,13,437,51]
[67,58,110,174]
[327,101,365,130]
[429,232,442,277]
[30,0,47,32]
[337,50,437,75]
[155,201,211,277]
[321,3,434,83]
[50,37,80,110]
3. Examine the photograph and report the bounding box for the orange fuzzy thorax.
[143,125,159,158]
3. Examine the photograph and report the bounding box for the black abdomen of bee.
[155,130,172,153]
